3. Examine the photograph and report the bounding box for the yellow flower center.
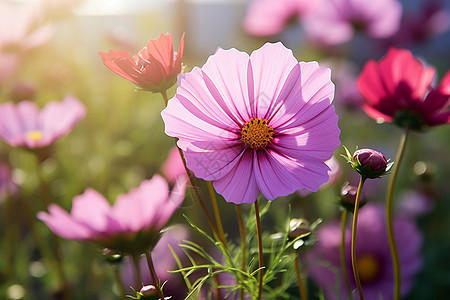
[240,118,273,149]
[25,130,43,141]
[357,254,380,283]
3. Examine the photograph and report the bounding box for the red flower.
[358,48,450,130]
[99,33,184,93]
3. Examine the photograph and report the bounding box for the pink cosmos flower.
[162,42,340,204]
[243,0,319,36]
[302,0,402,45]
[308,204,422,300]
[358,48,450,129]
[0,1,53,84]
[37,175,185,255]
[0,96,86,149]
[99,33,185,93]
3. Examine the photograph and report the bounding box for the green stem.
[207,181,227,246]
[145,251,165,300]
[235,204,246,300]
[386,129,410,300]
[174,143,221,241]
[255,200,263,300]
[113,266,127,300]
[294,252,308,300]
[132,254,143,290]
[351,177,366,300]
[35,157,71,300]
[160,90,169,106]
[340,209,353,300]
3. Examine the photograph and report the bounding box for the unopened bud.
[137,285,159,300]
[343,146,392,179]
[102,248,123,263]
[339,182,367,212]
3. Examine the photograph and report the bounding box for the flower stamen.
[241,118,273,149]
[25,130,43,141]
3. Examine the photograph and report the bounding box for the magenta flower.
[162,42,340,204]
[302,0,402,45]
[358,48,450,129]
[0,96,86,149]
[38,175,185,255]
[308,204,422,300]
[243,0,318,36]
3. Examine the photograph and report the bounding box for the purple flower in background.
[120,224,189,298]
[0,96,86,149]
[302,0,402,45]
[162,42,340,204]
[308,204,422,300]
[38,175,185,255]
[243,0,319,36]
[0,164,18,202]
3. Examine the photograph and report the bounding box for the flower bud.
[339,182,367,212]
[101,248,123,264]
[10,80,36,102]
[137,285,159,300]
[343,146,392,179]
[288,218,311,241]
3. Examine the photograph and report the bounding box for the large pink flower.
[243,0,319,36]
[99,33,185,93]
[162,42,340,204]
[37,175,185,255]
[302,0,402,45]
[0,96,86,149]
[358,48,450,129]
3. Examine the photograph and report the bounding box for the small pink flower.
[38,175,185,255]
[0,96,86,149]
[162,42,340,204]
[302,0,402,45]
[358,48,450,129]
[0,1,53,52]
[162,146,187,183]
[99,33,185,93]
[243,0,319,36]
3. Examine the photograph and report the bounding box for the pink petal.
[71,188,112,233]
[99,50,140,85]
[37,204,93,240]
[40,95,86,143]
[145,34,174,75]
[112,175,169,232]
[0,102,26,146]
[249,42,298,119]
[213,150,259,204]
[270,61,335,129]
[155,174,186,228]
[254,149,330,199]
[201,47,254,124]
[274,105,340,161]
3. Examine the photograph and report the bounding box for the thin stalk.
[207,181,226,246]
[294,252,308,300]
[113,266,127,300]
[161,87,223,245]
[174,144,220,241]
[235,204,246,300]
[386,129,410,300]
[35,157,71,300]
[132,254,143,290]
[145,251,165,300]
[351,177,366,300]
[340,209,353,300]
[160,90,170,106]
[254,200,264,300]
